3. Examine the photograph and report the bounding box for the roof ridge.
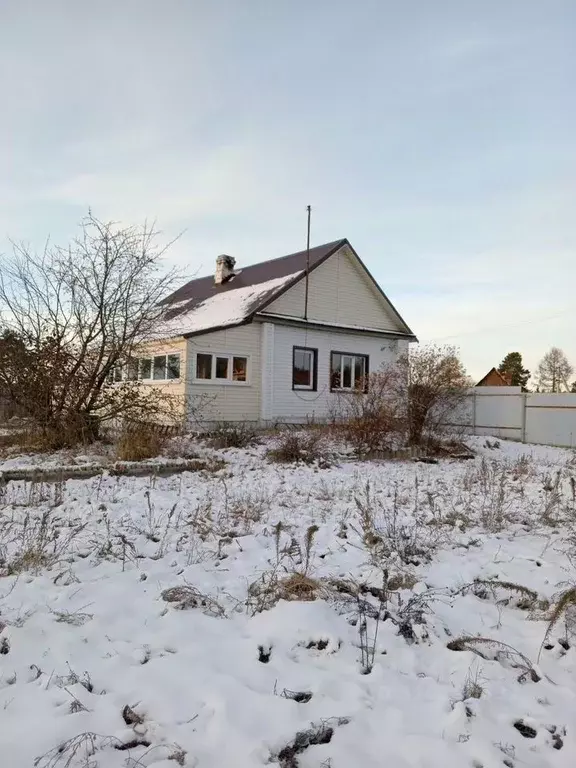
[188,238,347,283]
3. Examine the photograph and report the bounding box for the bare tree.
[536,347,573,393]
[397,344,470,447]
[0,213,182,446]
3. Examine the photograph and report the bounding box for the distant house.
[476,368,512,387]
[131,239,417,424]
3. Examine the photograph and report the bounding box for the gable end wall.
[265,245,405,332]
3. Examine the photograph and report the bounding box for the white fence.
[453,387,576,448]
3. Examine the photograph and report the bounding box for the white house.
[137,238,417,424]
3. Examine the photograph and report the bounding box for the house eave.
[181,318,251,339]
[254,312,418,341]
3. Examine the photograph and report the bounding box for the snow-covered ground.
[0,436,575,767]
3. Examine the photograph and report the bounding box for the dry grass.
[208,421,259,449]
[462,667,484,701]
[0,508,86,576]
[447,636,540,683]
[247,571,325,614]
[353,481,442,567]
[272,718,349,768]
[115,424,166,461]
[468,579,545,611]
[538,586,576,660]
[278,573,321,601]
[161,584,225,617]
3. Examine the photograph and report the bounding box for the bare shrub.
[396,344,470,449]
[267,429,330,465]
[115,423,167,461]
[332,369,405,457]
[208,421,259,449]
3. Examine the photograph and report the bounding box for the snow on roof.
[153,271,303,338]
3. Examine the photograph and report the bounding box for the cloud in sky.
[0,0,574,381]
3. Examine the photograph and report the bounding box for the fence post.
[472,391,477,435]
[521,393,527,443]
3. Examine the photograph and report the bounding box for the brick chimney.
[214,255,236,285]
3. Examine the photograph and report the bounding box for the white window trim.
[331,352,368,392]
[193,352,250,386]
[142,353,181,382]
[106,353,181,383]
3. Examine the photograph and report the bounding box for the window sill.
[293,386,316,392]
[192,379,250,387]
[141,379,182,384]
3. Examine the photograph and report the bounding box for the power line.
[423,308,572,343]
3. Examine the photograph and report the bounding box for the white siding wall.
[265,245,406,332]
[266,323,408,423]
[185,324,262,423]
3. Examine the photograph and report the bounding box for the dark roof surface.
[161,239,345,321]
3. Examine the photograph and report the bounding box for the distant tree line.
[495,348,574,393]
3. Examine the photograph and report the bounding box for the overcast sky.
[1,0,574,380]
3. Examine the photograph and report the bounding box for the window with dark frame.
[330,352,368,391]
[292,347,317,391]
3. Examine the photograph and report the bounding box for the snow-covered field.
[0,436,575,768]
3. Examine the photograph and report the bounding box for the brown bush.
[267,429,330,465]
[208,421,259,449]
[398,344,470,448]
[332,369,405,457]
[115,424,166,461]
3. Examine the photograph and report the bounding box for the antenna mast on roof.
[304,205,311,321]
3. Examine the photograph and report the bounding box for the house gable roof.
[476,367,512,386]
[157,238,416,340]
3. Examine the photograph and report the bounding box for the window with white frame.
[330,352,368,391]
[146,353,180,381]
[106,353,180,383]
[194,352,248,383]
[292,346,317,390]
